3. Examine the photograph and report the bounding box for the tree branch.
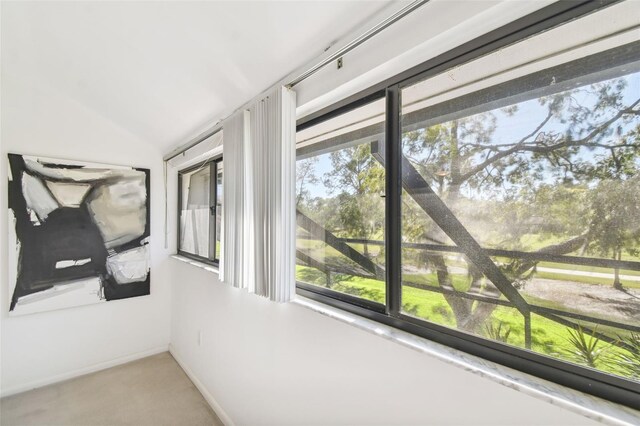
[455,98,640,184]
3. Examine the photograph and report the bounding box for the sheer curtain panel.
[247,86,297,301]
[222,87,296,302]
[220,110,249,287]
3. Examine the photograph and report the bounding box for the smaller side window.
[178,158,222,264]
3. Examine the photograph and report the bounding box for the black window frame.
[177,155,223,266]
[295,0,640,409]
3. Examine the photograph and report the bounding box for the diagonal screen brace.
[296,210,386,281]
[296,249,331,275]
[371,140,531,317]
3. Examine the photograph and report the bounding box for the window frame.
[177,155,223,266]
[295,0,640,409]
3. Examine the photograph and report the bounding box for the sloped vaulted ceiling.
[1,1,393,152]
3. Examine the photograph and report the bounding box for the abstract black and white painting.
[8,154,150,315]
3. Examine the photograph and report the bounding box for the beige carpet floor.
[0,352,224,426]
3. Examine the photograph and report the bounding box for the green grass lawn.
[296,264,636,379]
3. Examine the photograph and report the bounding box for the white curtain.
[222,87,296,302]
[220,110,249,287]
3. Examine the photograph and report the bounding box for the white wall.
[0,64,171,395]
[167,2,640,424]
[169,261,598,425]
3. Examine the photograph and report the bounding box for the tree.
[324,144,385,258]
[296,158,319,209]
[587,176,640,289]
[295,71,640,335]
[401,73,640,332]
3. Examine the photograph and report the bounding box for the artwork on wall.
[7,154,151,316]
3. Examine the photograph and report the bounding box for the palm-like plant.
[566,326,605,368]
[612,332,640,380]
[484,321,511,344]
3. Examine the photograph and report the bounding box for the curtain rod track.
[285,0,430,89]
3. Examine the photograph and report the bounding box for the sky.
[299,71,640,204]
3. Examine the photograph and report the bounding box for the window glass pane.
[400,42,640,381]
[215,161,223,260]
[180,166,210,258]
[296,99,386,303]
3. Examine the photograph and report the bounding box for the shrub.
[484,321,512,343]
[611,332,640,379]
[565,326,605,368]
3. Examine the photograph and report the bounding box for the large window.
[399,45,640,378]
[178,157,223,264]
[296,99,386,308]
[296,1,639,409]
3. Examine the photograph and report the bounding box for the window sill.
[170,255,219,275]
[292,296,639,426]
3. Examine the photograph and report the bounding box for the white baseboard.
[169,344,234,426]
[0,345,169,398]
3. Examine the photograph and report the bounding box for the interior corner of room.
[1,0,639,425]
